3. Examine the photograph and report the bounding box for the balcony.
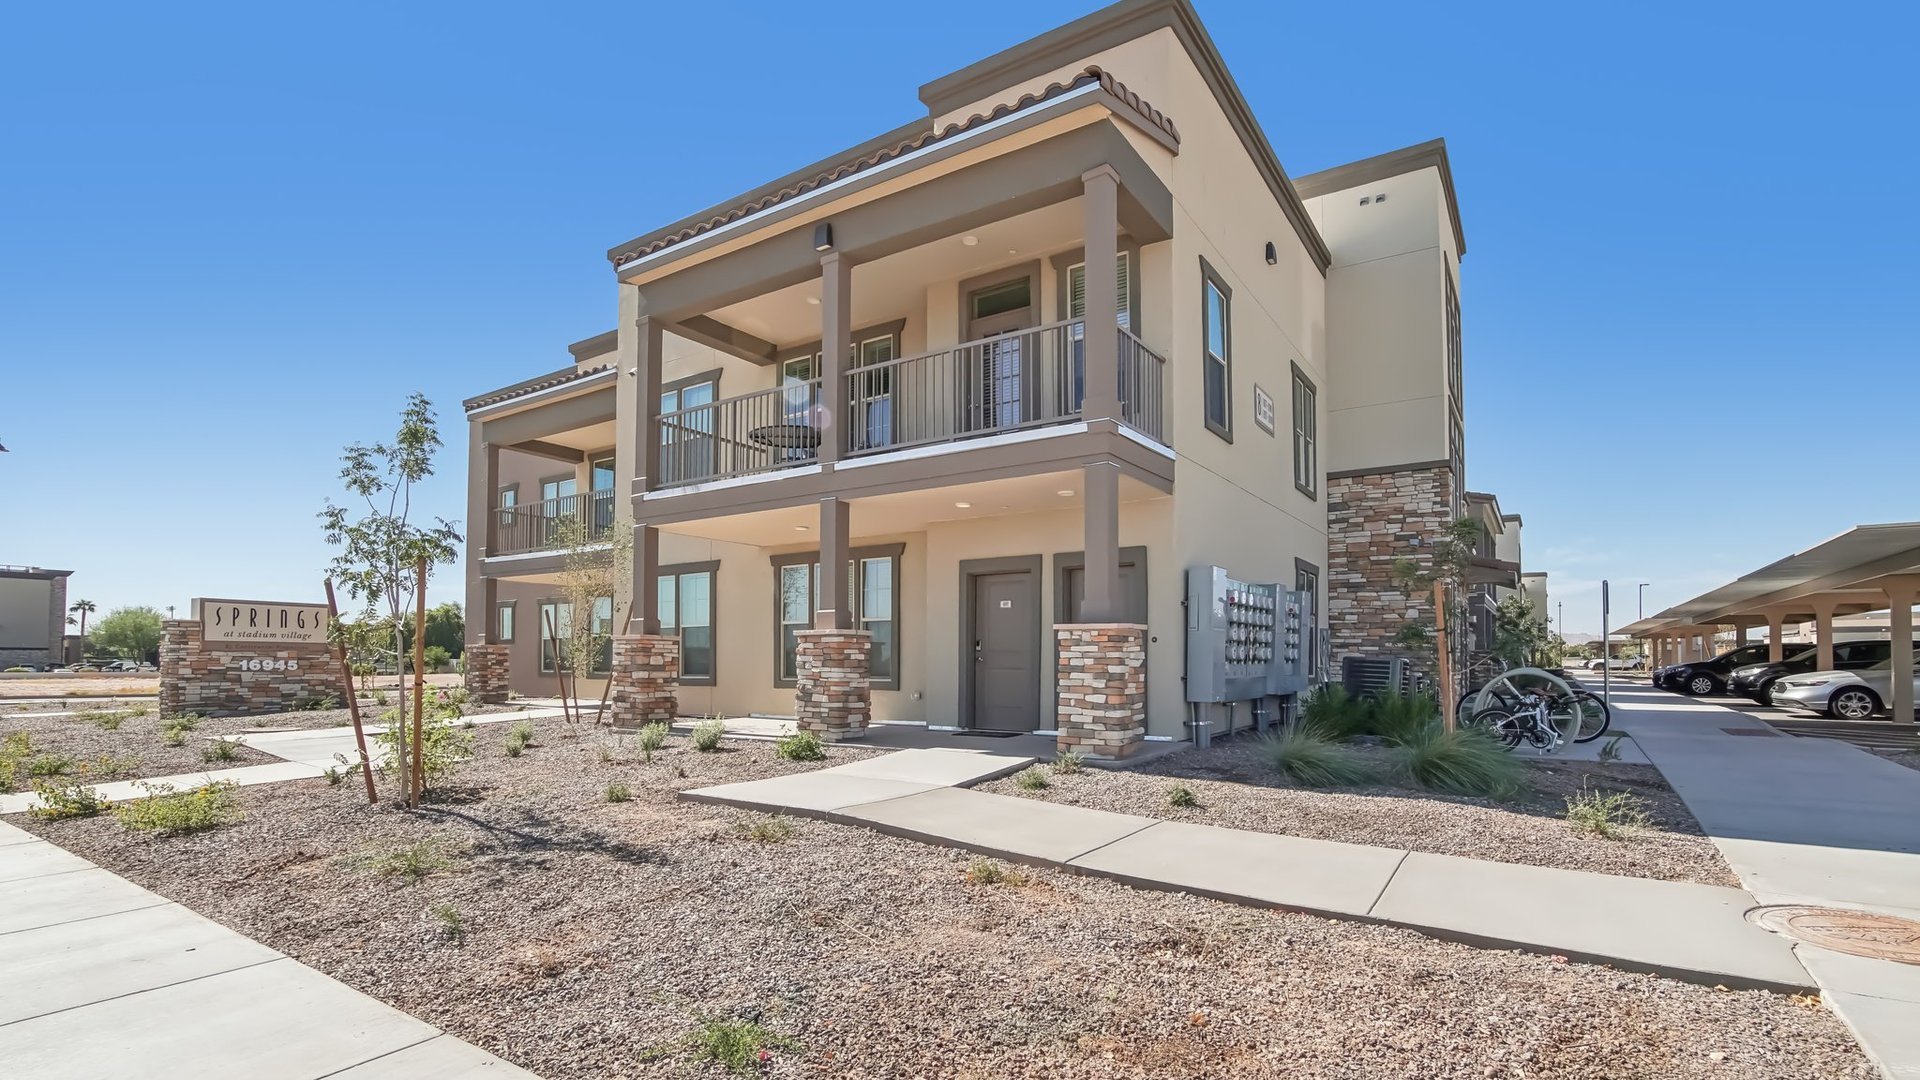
[652,320,1166,489]
[494,490,616,557]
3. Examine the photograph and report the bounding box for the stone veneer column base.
[463,644,510,704]
[608,634,679,729]
[794,629,872,741]
[1055,624,1146,760]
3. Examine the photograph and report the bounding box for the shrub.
[429,902,464,941]
[160,726,187,748]
[298,695,340,711]
[423,645,453,672]
[1597,734,1626,765]
[355,840,456,882]
[93,711,128,731]
[1299,685,1371,740]
[1393,725,1528,801]
[25,753,75,778]
[605,782,632,803]
[202,739,241,764]
[372,688,390,707]
[738,816,795,843]
[1014,765,1050,791]
[687,1017,800,1077]
[374,713,474,791]
[504,733,525,758]
[164,714,201,732]
[1168,783,1198,808]
[964,857,1026,886]
[509,720,536,746]
[1565,784,1650,839]
[775,730,825,761]
[112,781,241,834]
[30,777,107,820]
[441,687,470,708]
[1053,748,1085,775]
[637,722,669,762]
[690,718,726,752]
[324,766,346,787]
[1369,691,1440,746]
[1260,726,1376,787]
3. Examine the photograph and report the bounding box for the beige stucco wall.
[1521,573,1550,626]
[0,576,59,653]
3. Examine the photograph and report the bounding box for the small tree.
[319,394,461,806]
[91,606,164,661]
[1491,594,1559,668]
[68,599,96,638]
[548,510,632,724]
[1388,517,1482,707]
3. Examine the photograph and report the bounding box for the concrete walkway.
[683,748,1813,991]
[1612,687,1920,1078]
[0,817,534,1079]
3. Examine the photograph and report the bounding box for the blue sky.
[2,0,1914,635]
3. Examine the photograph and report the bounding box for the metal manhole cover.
[1747,905,1920,965]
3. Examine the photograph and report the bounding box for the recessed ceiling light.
[961,235,979,246]
[1057,490,1076,497]
[954,501,971,508]
[793,525,809,531]
[804,296,821,306]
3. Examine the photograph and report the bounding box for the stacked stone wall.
[1055,624,1146,759]
[158,619,346,717]
[608,634,679,729]
[1325,465,1456,675]
[794,629,871,741]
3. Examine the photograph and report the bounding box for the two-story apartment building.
[462,0,1495,755]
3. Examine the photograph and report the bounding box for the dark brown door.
[972,570,1039,731]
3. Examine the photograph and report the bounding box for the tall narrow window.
[1291,366,1317,498]
[658,566,716,684]
[495,602,516,643]
[537,600,571,674]
[1200,259,1232,441]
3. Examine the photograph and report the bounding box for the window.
[1067,251,1133,329]
[540,475,576,502]
[497,485,518,529]
[1295,559,1321,679]
[537,600,570,674]
[1200,258,1232,441]
[1291,365,1317,497]
[772,545,903,689]
[851,334,897,451]
[658,566,716,684]
[495,602,516,644]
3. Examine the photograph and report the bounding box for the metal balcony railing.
[493,490,615,557]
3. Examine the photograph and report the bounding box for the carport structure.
[1618,523,1920,723]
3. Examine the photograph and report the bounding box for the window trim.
[772,318,908,368]
[1289,362,1318,500]
[659,368,722,414]
[536,598,569,675]
[1050,547,1150,625]
[770,543,905,690]
[1199,256,1233,443]
[658,560,720,686]
[1294,557,1322,679]
[494,600,516,644]
[1050,243,1142,333]
[537,472,577,502]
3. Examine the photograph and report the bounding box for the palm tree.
[69,599,96,638]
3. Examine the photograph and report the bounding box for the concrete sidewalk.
[684,749,1812,991]
[0,818,535,1079]
[1615,690,1920,1078]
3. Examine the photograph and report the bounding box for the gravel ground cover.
[0,700,530,786]
[15,723,1869,1080]
[0,675,160,698]
[1870,745,1920,774]
[979,737,1738,887]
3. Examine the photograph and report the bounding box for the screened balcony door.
[965,277,1034,432]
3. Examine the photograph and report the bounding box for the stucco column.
[464,424,499,649]
[632,313,664,492]
[1884,579,1918,725]
[818,251,852,463]
[1080,461,1123,623]
[1764,611,1787,662]
[1734,622,1749,646]
[1810,597,1839,671]
[816,496,851,630]
[1080,164,1122,426]
[629,523,660,635]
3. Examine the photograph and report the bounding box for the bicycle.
[1460,670,1610,747]
[1467,692,1564,751]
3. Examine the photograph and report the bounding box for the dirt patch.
[14,723,1867,1079]
[979,737,1738,887]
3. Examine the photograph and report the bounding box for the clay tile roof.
[609,66,1177,269]
[464,363,612,412]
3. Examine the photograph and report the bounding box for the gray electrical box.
[1185,566,1311,703]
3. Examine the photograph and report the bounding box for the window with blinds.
[1067,252,1131,328]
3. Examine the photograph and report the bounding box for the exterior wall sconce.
[813,223,833,251]
[1264,241,1277,265]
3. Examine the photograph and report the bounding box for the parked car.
[1772,657,1920,719]
[1728,640,1912,703]
[1585,656,1645,671]
[1652,642,1776,696]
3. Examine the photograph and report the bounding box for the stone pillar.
[608,634,679,729]
[464,643,510,704]
[794,628,871,741]
[1055,624,1145,760]
[158,619,197,717]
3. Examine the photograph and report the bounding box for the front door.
[971,569,1039,731]
[963,276,1035,432]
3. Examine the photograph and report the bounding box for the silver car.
[1772,659,1920,720]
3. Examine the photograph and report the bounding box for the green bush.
[1299,685,1372,739]
[423,645,453,672]
[509,720,536,746]
[354,840,457,882]
[687,1017,800,1077]
[113,781,241,834]
[374,713,474,792]
[1393,725,1528,801]
[775,730,825,761]
[1259,725,1377,787]
[1565,784,1650,839]
[429,902,464,941]
[30,777,107,820]
[25,753,74,778]
[1369,691,1440,746]
[160,726,187,747]
[1014,765,1050,791]
[737,816,795,843]
[1053,748,1085,775]
[93,710,128,731]
[202,739,241,764]
[1168,783,1198,808]
[637,722,669,762]
[324,766,347,787]
[504,733,525,758]
[963,857,1027,886]
[163,714,201,732]
[690,718,726,752]
[605,782,632,803]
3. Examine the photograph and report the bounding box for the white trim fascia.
[833,423,1090,471]
[466,368,616,419]
[482,542,612,565]
[617,82,1104,275]
[642,464,824,500]
[1114,423,1175,459]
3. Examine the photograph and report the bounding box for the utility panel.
[1185,565,1312,702]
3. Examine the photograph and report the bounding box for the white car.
[1772,660,1920,720]
[1584,656,1644,671]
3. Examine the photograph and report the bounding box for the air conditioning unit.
[1341,655,1409,698]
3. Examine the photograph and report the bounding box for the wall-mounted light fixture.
[1264,241,1277,265]
[813,223,833,252]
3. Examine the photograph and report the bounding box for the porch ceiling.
[659,468,1166,548]
[708,200,1086,348]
